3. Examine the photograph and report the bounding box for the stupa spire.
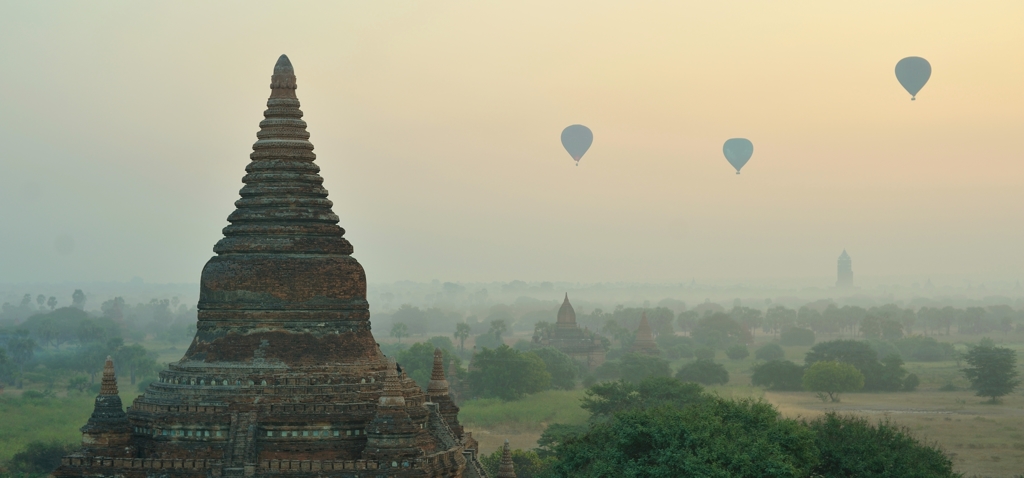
[379,358,406,407]
[100,355,118,396]
[496,439,517,478]
[213,54,352,256]
[427,348,449,397]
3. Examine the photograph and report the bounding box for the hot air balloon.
[723,138,753,175]
[561,125,593,166]
[895,57,931,100]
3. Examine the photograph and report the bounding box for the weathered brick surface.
[53,55,481,478]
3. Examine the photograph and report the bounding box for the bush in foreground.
[537,377,961,478]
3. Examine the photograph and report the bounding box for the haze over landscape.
[3,3,1024,477]
[2,1,1022,288]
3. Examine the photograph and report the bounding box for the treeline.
[0,291,177,392]
[483,377,959,478]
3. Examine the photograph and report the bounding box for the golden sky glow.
[1,1,1022,285]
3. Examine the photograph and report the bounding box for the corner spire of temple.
[496,439,516,478]
[427,348,449,396]
[100,355,118,396]
[79,357,132,457]
[379,358,406,407]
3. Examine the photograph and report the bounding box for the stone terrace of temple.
[53,55,487,478]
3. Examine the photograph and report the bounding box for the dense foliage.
[754,342,785,361]
[468,345,550,400]
[751,360,804,391]
[805,340,912,392]
[807,412,959,477]
[533,377,961,478]
[802,361,865,402]
[961,344,1020,402]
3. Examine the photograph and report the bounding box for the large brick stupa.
[54,55,487,478]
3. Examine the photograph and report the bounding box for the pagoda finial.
[270,54,297,97]
[379,358,406,407]
[427,348,450,397]
[497,439,516,478]
[100,356,118,396]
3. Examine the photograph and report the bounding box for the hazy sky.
[1,1,1022,286]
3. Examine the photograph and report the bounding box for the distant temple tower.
[837,250,853,288]
[532,294,606,371]
[630,311,660,356]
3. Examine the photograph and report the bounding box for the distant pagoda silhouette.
[54,55,485,478]
[836,250,853,288]
[630,310,660,355]
[531,294,606,370]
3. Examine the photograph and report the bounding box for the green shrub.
[802,361,864,402]
[8,440,77,475]
[675,359,729,385]
[806,413,959,477]
[754,343,785,361]
[725,344,749,360]
[694,347,715,360]
[903,373,920,392]
[618,353,671,384]
[751,360,804,391]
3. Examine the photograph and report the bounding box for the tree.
[390,322,409,344]
[71,289,86,309]
[751,360,805,391]
[7,330,37,388]
[878,354,910,392]
[961,344,1020,403]
[396,342,464,389]
[805,339,885,391]
[725,344,750,360]
[675,359,729,385]
[47,296,57,310]
[454,322,471,351]
[807,412,959,477]
[67,376,90,393]
[489,319,508,338]
[694,347,715,360]
[531,347,580,390]
[755,343,785,361]
[36,294,46,309]
[468,345,551,400]
[546,398,818,478]
[618,353,671,384]
[802,361,864,402]
[780,327,815,346]
[579,377,706,420]
[8,440,77,475]
[692,313,751,349]
[115,343,156,385]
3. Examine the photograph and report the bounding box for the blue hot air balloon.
[561,125,593,166]
[895,57,931,100]
[723,138,753,175]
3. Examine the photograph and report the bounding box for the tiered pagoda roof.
[54,55,484,478]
